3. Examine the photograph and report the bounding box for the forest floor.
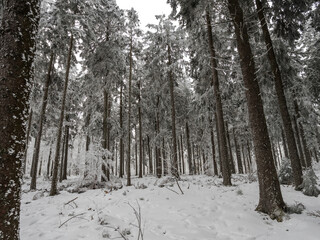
[21,163,320,240]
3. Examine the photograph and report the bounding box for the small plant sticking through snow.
[298,168,320,197]
[278,158,293,185]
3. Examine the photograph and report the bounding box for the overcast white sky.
[116,0,172,28]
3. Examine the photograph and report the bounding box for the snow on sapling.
[278,157,293,185]
[298,167,320,197]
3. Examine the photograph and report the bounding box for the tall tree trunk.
[147,135,153,174]
[24,109,33,174]
[206,10,231,185]
[59,131,66,182]
[119,83,124,178]
[210,128,218,175]
[30,53,54,190]
[155,97,162,178]
[281,128,289,159]
[138,79,143,178]
[101,90,108,182]
[50,34,73,196]
[225,122,235,174]
[127,35,133,186]
[46,146,52,177]
[62,118,69,180]
[84,113,90,178]
[162,138,168,175]
[227,0,285,218]
[180,135,185,174]
[0,2,40,238]
[255,0,303,187]
[233,128,243,174]
[167,42,179,178]
[292,114,306,168]
[294,101,312,168]
[185,121,193,174]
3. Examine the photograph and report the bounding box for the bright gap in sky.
[116,0,172,28]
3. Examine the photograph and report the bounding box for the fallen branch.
[165,186,179,195]
[104,226,128,240]
[64,197,78,206]
[59,213,85,228]
[175,178,184,195]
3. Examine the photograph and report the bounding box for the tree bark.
[101,90,108,182]
[180,135,185,174]
[167,42,179,178]
[281,128,289,159]
[293,101,312,168]
[84,113,90,178]
[233,128,243,174]
[138,79,143,178]
[225,122,235,174]
[127,34,133,186]
[50,34,73,196]
[62,117,69,180]
[46,146,52,177]
[185,121,193,174]
[0,1,40,238]
[23,109,33,174]
[210,128,218,175]
[30,53,54,190]
[206,10,231,185]
[227,0,285,219]
[119,83,124,178]
[255,0,303,187]
[147,135,153,174]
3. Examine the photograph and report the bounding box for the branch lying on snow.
[165,186,180,195]
[64,197,78,208]
[59,213,85,228]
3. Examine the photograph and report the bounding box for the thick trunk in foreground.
[227,0,285,219]
[206,10,231,185]
[255,0,303,187]
[119,83,124,178]
[101,90,109,182]
[0,1,40,238]
[30,53,54,190]
[50,34,73,196]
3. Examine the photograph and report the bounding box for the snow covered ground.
[21,164,320,240]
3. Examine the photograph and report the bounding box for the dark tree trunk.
[30,53,54,190]
[241,144,248,174]
[227,0,285,219]
[255,0,303,187]
[59,131,66,182]
[138,80,143,178]
[292,114,306,168]
[135,137,138,176]
[177,136,182,174]
[50,34,73,196]
[127,35,133,186]
[233,128,243,174]
[119,83,124,178]
[24,109,33,174]
[62,119,69,180]
[281,128,289,159]
[147,135,153,174]
[155,97,162,178]
[0,1,40,238]
[84,113,90,178]
[162,138,168,175]
[225,122,235,174]
[46,146,52,177]
[294,101,312,168]
[206,10,231,185]
[167,43,179,178]
[101,90,108,182]
[210,128,218,175]
[180,135,185,174]
[185,121,193,174]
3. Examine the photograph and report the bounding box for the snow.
[21,164,320,240]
